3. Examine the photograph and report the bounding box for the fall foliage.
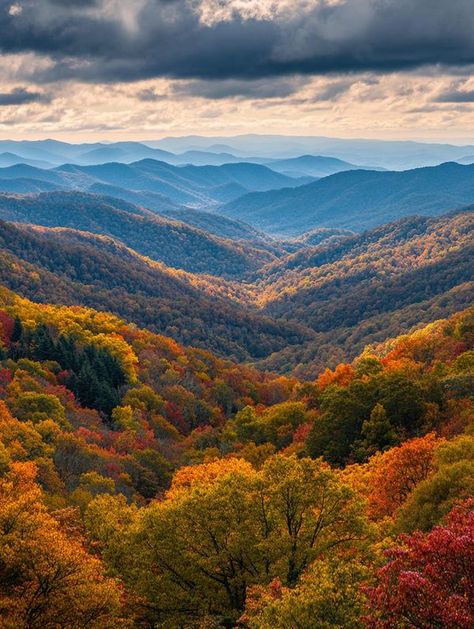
[365,499,474,629]
[0,283,471,627]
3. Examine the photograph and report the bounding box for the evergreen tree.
[10,316,23,343]
[33,323,56,361]
[361,403,398,452]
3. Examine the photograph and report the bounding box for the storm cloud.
[1,0,474,86]
[0,86,50,104]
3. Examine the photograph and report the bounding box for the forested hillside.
[0,193,471,376]
[220,162,474,235]
[254,209,474,375]
[0,192,275,276]
[0,286,471,627]
[2,0,474,623]
[0,220,308,361]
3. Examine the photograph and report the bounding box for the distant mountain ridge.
[150,134,474,169]
[260,155,384,178]
[0,138,372,177]
[3,136,474,172]
[219,162,474,236]
[0,152,54,169]
[0,158,303,208]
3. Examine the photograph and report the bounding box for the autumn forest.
[0,130,472,629]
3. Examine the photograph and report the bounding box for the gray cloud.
[48,0,98,4]
[0,0,473,91]
[172,77,306,100]
[436,88,474,102]
[137,87,168,102]
[0,86,50,105]
[313,79,355,101]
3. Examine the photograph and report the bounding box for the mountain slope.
[0,152,54,169]
[0,158,304,209]
[155,206,271,243]
[261,154,379,178]
[257,209,474,326]
[0,177,64,194]
[0,191,471,377]
[219,162,474,235]
[252,209,474,375]
[0,191,274,277]
[0,220,309,361]
[76,142,175,165]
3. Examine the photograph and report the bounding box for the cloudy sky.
[0,0,473,142]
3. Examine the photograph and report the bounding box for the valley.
[0,136,472,629]
[1,1,473,625]
[0,156,471,376]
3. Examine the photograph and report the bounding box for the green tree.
[397,435,474,531]
[307,381,377,464]
[357,403,398,458]
[243,558,369,629]
[92,455,368,626]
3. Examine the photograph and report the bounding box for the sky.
[0,0,473,143]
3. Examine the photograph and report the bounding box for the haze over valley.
[0,1,473,628]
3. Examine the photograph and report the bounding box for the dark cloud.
[0,87,50,105]
[47,0,98,5]
[1,0,474,90]
[436,88,474,102]
[172,78,305,100]
[313,79,354,101]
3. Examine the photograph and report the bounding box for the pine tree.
[34,323,56,361]
[10,316,23,343]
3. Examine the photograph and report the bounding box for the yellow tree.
[97,455,368,627]
[242,557,370,629]
[0,461,127,629]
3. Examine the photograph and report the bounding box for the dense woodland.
[0,157,472,628]
[220,162,474,235]
[0,192,275,276]
[0,219,308,361]
[0,281,472,628]
[0,193,471,376]
[256,209,474,375]
[0,0,474,615]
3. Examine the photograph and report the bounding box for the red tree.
[365,499,474,628]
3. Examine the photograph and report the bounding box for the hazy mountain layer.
[219,162,474,236]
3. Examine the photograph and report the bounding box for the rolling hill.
[252,209,474,375]
[0,158,303,208]
[219,162,474,236]
[0,192,275,277]
[0,190,470,377]
[0,219,308,361]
